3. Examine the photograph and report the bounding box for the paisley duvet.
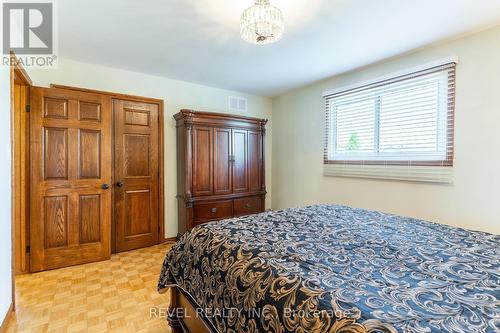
[158,205,500,333]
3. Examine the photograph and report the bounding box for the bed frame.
[168,286,215,333]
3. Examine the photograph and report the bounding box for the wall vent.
[229,96,247,113]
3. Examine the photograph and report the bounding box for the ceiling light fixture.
[240,0,284,45]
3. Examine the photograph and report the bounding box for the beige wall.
[272,26,500,234]
[26,59,273,238]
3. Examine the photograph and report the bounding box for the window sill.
[323,164,453,184]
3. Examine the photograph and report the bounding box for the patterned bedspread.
[158,205,500,333]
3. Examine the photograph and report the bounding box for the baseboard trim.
[163,237,178,243]
[0,303,14,332]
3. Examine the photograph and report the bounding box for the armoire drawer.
[234,196,262,216]
[193,200,233,223]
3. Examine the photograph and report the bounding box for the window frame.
[324,59,456,167]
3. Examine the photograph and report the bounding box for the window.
[323,61,456,182]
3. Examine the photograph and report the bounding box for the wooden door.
[114,100,159,252]
[232,130,248,193]
[213,128,232,195]
[192,126,213,196]
[248,131,262,192]
[30,87,112,272]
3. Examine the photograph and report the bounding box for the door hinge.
[26,245,30,253]
[25,105,30,113]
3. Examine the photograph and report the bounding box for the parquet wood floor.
[6,243,174,333]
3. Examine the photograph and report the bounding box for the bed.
[158,205,500,333]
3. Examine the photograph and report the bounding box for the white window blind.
[323,60,456,183]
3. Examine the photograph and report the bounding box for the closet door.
[114,100,159,252]
[232,129,248,193]
[213,128,232,195]
[30,87,112,272]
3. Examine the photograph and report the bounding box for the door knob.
[116,181,124,187]
[211,208,217,213]
[101,184,110,190]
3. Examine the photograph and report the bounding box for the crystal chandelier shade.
[240,0,284,45]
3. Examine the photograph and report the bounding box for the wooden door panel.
[30,87,112,272]
[125,189,152,236]
[114,100,159,252]
[232,130,248,193]
[214,128,232,195]
[79,101,101,121]
[248,131,262,191]
[124,134,150,177]
[79,130,101,179]
[43,195,68,248]
[43,127,68,180]
[125,109,150,126]
[44,97,68,119]
[79,194,101,244]
[192,127,213,196]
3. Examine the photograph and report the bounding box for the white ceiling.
[59,0,500,97]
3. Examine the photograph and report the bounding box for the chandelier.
[240,0,285,45]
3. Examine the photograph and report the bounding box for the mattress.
[158,205,500,332]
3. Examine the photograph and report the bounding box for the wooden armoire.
[174,110,267,235]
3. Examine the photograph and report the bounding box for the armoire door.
[192,126,213,196]
[114,99,159,252]
[232,129,248,193]
[213,128,232,195]
[30,87,112,272]
[248,131,263,191]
